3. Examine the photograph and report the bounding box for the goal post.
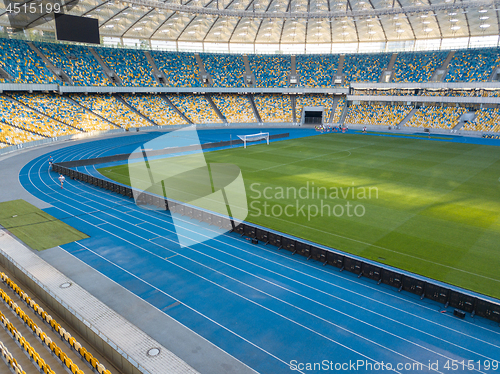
[237,132,270,148]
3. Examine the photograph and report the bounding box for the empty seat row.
[1,272,112,374]
[405,106,466,129]
[10,92,114,133]
[211,94,256,123]
[122,94,187,126]
[253,94,293,123]
[0,339,27,374]
[345,103,412,127]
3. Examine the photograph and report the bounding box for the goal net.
[237,132,270,148]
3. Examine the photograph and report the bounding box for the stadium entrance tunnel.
[304,111,323,125]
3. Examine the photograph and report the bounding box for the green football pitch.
[99,134,500,299]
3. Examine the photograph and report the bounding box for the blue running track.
[19,128,500,374]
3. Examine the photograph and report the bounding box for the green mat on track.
[0,200,89,251]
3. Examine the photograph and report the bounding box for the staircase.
[27,42,73,85]
[289,55,297,86]
[160,95,193,124]
[488,67,500,82]
[291,95,297,124]
[247,94,262,123]
[398,108,418,128]
[339,103,349,125]
[88,47,122,85]
[333,55,345,86]
[431,51,455,82]
[0,67,13,82]
[144,51,167,86]
[242,55,255,87]
[205,94,227,123]
[337,55,345,74]
[454,111,476,130]
[194,54,212,87]
[379,53,397,83]
[329,96,341,124]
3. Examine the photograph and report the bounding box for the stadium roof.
[1,0,500,52]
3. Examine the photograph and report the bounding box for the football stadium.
[0,0,500,373]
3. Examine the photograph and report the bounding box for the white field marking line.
[250,143,374,172]
[268,213,500,284]
[44,148,500,342]
[76,163,500,348]
[41,167,469,370]
[59,156,500,350]
[32,162,395,374]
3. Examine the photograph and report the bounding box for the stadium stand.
[11,92,115,132]
[295,94,334,122]
[0,95,78,137]
[121,94,187,126]
[344,103,412,126]
[96,47,158,86]
[248,55,290,87]
[0,38,57,84]
[201,54,247,87]
[71,94,152,128]
[35,42,110,86]
[167,94,222,124]
[151,51,201,87]
[211,94,256,123]
[296,55,339,87]
[392,51,448,83]
[463,108,500,132]
[405,105,467,129]
[343,53,391,83]
[253,94,293,122]
[1,272,112,374]
[445,47,500,82]
[331,97,346,123]
[0,123,44,145]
